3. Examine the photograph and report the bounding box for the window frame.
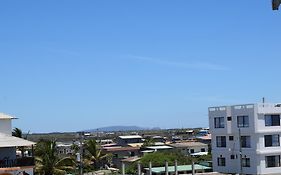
[241,136,251,148]
[214,117,225,128]
[266,155,281,168]
[265,115,280,127]
[265,134,280,147]
[237,115,249,128]
[216,136,226,148]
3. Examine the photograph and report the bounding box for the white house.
[0,113,35,175]
[169,142,208,156]
[209,103,281,175]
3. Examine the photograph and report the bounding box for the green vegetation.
[84,139,110,171]
[35,139,76,175]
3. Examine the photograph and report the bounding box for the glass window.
[265,135,280,147]
[214,117,224,128]
[216,136,226,147]
[242,158,250,167]
[266,155,280,168]
[265,115,280,126]
[237,116,249,128]
[229,136,234,141]
[230,155,235,159]
[241,136,251,148]
[217,157,225,166]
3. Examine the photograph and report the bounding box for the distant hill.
[84,126,161,132]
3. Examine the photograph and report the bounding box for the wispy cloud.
[126,55,230,71]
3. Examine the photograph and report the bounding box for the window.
[216,136,226,147]
[229,136,234,141]
[265,135,280,147]
[241,136,251,148]
[227,116,232,121]
[237,116,249,127]
[201,148,205,152]
[214,117,224,128]
[242,158,250,167]
[230,155,235,159]
[265,115,280,126]
[190,149,194,153]
[217,157,225,166]
[266,155,280,168]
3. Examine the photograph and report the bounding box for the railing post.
[122,162,125,175]
[149,161,152,175]
[174,160,178,175]
[137,162,141,175]
[165,161,169,175]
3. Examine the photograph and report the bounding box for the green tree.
[35,139,76,175]
[84,139,109,170]
[140,151,190,168]
[142,138,155,148]
[12,127,26,157]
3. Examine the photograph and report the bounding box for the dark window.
[216,136,226,147]
[241,136,251,148]
[265,115,280,126]
[217,157,226,166]
[190,149,194,153]
[242,158,250,167]
[229,136,234,141]
[230,155,235,159]
[201,148,205,152]
[266,155,280,168]
[265,135,280,147]
[237,116,249,128]
[227,116,232,121]
[214,117,225,128]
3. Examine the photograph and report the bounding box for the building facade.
[0,113,35,175]
[209,103,281,175]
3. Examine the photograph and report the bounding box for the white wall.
[0,119,12,135]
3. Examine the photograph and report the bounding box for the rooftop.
[118,135,142,139]
[0,133,35,147]
[0,113,16,120]
[103,146,140,152]
[146,145,173,150]
[169,142,207,148]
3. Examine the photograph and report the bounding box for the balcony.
[0,157,35,168]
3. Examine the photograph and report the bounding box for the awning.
[0,133,35,147]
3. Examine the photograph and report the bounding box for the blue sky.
[0,1,280,133]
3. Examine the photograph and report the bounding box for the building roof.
[128,143,143,147]
[144,164,211,173]
[169,142,207,148]
[146,145,173,150]
[0,113,16,120]
[197,134,212,140]
[121,156,141,162]
[118,135,142,139]
[0,133,35,147]
[103,146,140,152]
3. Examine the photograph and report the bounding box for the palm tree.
[12,127,26,157]
[35,139,76,175]
[12,127,23,138]
[84,139,109,170]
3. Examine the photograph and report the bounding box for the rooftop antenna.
[263,97,265,107]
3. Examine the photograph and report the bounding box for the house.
[169,142,208,156]
[209,103,281,175]
[0,113,35,175]
[102,146,141,168]
[116,135,143,146]
[57,142,73,155]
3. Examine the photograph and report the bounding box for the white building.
[0,113,35,175]
[209,103,281,175]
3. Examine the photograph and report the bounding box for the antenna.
[262,97,265,104]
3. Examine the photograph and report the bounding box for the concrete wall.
[0,119,12,135]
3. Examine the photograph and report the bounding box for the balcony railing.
[0,157,35,168]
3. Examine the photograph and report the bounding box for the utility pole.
[239,128,243,175]
[79,132,84,175]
